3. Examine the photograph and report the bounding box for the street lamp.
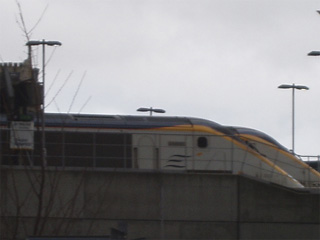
[26,41,62,98]
[137,107,166,116]
[278,83,309,154]
[26,39,62,165]
[307,51,320,56]
[308,11,320,56]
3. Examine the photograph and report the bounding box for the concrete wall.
[1,168,319,239]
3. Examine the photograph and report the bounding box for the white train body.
[1,113,319,189]
[132,126,304,189]
[235,127,320,187]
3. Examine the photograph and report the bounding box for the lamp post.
[26,40,62,165]
[308,51,320,56]
[278,83,309,154]
[307,11,320,56]
[137,107,166,116]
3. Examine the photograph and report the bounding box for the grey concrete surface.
[1,168,319,239]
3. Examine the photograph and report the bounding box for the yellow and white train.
[2,113,319,189]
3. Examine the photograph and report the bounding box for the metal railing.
[297,154,320,171]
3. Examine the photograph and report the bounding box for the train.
[1,113,320,189]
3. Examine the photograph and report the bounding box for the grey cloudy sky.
[1,0,320,156]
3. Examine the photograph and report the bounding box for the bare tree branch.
[46,69,61,96]
[28,4,49,35]
[15,0,49,42]
[46,70,74,108]
[53,100,62,113]
[15,0,30,41]
[68,71,87,113]
[45,47,59,69]
[78,95,92,114]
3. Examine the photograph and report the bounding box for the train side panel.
[239,134,320,187]
[132,131,194,170]
[132,129,303,188]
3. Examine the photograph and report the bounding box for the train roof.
[0,113,288,152]
[43,113,229,132]
[229,126,288,151]
[42,114,289,146]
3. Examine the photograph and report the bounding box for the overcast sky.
[1,0,320,156]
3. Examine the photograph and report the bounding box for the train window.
[95,133,132,168]
[197,137,208,148]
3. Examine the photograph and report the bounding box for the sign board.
[10,121,34,150]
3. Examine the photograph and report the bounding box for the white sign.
[10,121,34,150]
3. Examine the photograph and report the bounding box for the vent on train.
[73,115,119,121]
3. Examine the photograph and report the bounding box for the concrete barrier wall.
[1,168,319,239]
